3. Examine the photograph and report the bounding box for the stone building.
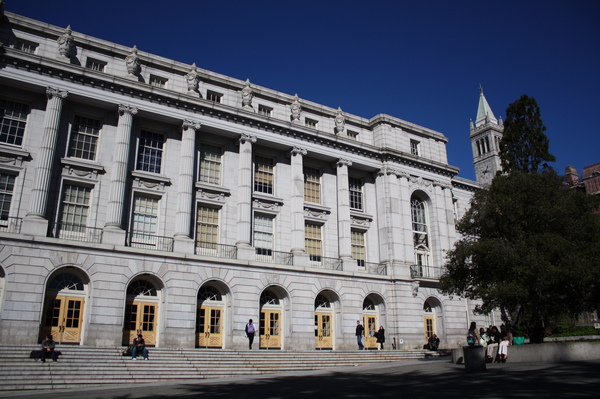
[0,7,487,350]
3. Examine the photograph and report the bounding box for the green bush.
[547,325,598,337]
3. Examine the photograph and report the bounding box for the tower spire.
[475,86,498,127]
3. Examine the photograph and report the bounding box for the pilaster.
[236,134,257,248]
[290,147,307,253]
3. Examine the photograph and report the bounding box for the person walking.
[245,319,256,349]
[375,325,385,350]
[356,320,365,350]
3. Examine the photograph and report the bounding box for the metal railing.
[364,262,388,276]
[127,232,174,252]
[256,249,293,265]
[195,241,238,259]
[410,264,442,279]
[56,223,102,243]
[0,216,22,233]
[310,256,343,271]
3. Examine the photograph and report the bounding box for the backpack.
[246,323,255,334]
[467,331,476,345]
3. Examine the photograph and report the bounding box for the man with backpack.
[245,319,256,349]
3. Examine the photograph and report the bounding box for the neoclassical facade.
[0,7,488,350]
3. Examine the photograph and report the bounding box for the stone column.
[23,87,68,236]
[374,166,402,266]
[236,134,257,259]
[336,159,353,267]
[102,105,137,245]
[173,120,201,253]
[290,147,307,253]
[397,172,413,279]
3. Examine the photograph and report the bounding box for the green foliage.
[499,95,556,174]
[440,171,600,343]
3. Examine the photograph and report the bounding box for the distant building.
[0,6,490,350]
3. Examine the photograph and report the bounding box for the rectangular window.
[0,98,29,147]
[207,90,223,103]
[351,230,366,267]
[254,155,274,194]
[132,195,159,243]
[410,139,420,156]
[0,173,16,224]
[347,130,358,140]
[305,118,318,129]
[136,130,164,174]
[85,58,106,72]
[258,105,272,117]
[199,144,222,185]
[304,166,321,204]
[68,115,101,160]
[196,206,219,249]
[149,75,168,88]
[254,214,274,257]
[15,39,38,53]
[305,222,322,263]
[59,184,91,235]
[349,177,363,211]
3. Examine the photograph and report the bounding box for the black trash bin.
[463,345,486,372]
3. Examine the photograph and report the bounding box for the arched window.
[411,194,431,269]
[363,297,375,311]
[260,290,280,306]
[314,294,331,309]
[199,285,222,301]
[127,280,157,297]
[48,273,84,291]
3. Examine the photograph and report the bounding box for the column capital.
[433,180,452,190]
[46,87,68,100]
[118,104,138,116]
[336,158,352,168]
[182,119,201,131]
[239,134,257,145]
[289,147,307,157]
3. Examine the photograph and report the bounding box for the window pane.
[349,177,363,210]
[254,214,273,255]
[137,131,164,173]
[0,173,15,221]
[254,156,274,194]
[68,115,101,160]
[304,167,321,204]
[196,206,219,247]
[132,195,159,235]
[60,184,91,231]
[199,144,222,185]
[0,99,29,146]
[305,223,322,261]
[351,230,365,267]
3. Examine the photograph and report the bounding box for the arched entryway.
[259,287,284,349]
[196,282,227,348]
[314,290,339,350]
[362,294,385,350]
[40,267,89,344]
[122,275,163,346]
[423,297,443,341]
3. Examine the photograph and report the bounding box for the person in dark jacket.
[40,335,58,362]
[374,326,385,350]
[428,334,440,351]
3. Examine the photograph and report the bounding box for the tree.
[499,95,556,174]
[440,171,600,343]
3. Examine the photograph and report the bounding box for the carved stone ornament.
[182,120,201,131]
[118,104,138,116]
[253,199,280,211]
[409,176,432,190]
[198,189,225,201]
[46,87,68,100]
[334,107,345,134]
[125,45,141,75]
[238,134,257,145]
[241,79,253,109]
[289,147,307,157]
[336,158,352,168]
[290,94,301,121]
[57,25,74,58]
[185,63,200,92]
[411,281,420,297]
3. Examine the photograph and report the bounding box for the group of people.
[468,321,510,362]
[355,320,386,350]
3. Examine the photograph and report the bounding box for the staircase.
[0,345,448,393]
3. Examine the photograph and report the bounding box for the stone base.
[101,227,126,246]
[173,236,195,254]
[21,216,49,237]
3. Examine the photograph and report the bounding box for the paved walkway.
[2,358,599,398]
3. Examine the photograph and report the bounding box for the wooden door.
[259,310,281,349]
[123,301,157,346]
[363,315,378,349]
[314,312,333,349]
[42,296,84,344]
[196,306,223,348]
[424,316,434,340]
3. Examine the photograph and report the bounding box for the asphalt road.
[2,358,599,399]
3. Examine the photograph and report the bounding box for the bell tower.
[470,87,503,185]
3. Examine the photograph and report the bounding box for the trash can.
[463,345,486,372]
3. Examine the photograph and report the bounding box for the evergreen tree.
[440,172,600,343]
[499,95,556,174]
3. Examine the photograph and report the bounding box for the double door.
[122,301,157,346]
[196,306,223,348]
[363,315,378,349]
[315,312,333,349]
[41,296,84,343]
[259,310,281,349]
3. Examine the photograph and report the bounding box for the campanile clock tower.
[470,87,503,185]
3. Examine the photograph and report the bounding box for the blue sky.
[6,0,599,181]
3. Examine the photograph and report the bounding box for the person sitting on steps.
[132,334,149,360]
